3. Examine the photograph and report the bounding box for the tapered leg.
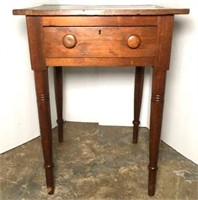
[34,70,54,194]
[132,67,145,143]
[54,67,64,143]
[148,70,167,196]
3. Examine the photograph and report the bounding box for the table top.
[13,4,189,16]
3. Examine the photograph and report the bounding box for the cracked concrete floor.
[0,122,198,200]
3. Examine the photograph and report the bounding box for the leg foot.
[148,165,158,196]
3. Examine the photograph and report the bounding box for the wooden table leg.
[132,67,145,143]
[148,69,167,196]
[34,70,54,194]
[54,67,64,142]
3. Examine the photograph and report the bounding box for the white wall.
[0,0,197,164]
[161,1,198,164]
[0,0,58,153]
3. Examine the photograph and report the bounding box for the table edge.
[13,4,190,16]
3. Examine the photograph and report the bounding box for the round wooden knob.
[62,34,77,48]
[127,35,141,49]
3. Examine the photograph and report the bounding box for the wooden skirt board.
[12,4,190,196]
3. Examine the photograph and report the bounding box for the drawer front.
[43,27,157,58]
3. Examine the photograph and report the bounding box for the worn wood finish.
[133,67,145,143]
[43,27,157,58]
[13,5,189,16]
[42,16,158,27]
[54,67,64,143]
[13,5,189,196]
[26,17,46,70]
[155,16,174,70]
[46,57,155,67]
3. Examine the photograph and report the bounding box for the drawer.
[43,27,157,58]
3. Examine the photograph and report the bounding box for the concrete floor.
[0,122,198,200]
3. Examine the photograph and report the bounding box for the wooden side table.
[13,5,189,196]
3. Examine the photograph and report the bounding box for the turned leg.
[132,67,145,143]
[148,69,167,196]
[34,70,54,195]
[54,67,64,142]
